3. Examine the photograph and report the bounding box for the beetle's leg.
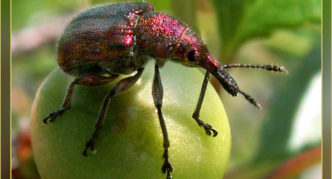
[192,71,218,137]
[43,78,78,124]
[152,64,173,179]
[43,75,118,124]
[83,69,144,156]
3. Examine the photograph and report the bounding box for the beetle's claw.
[203,123,218,137]
[82,149,88,157]
[161,160,173,173]
[162,150,173,179]
[42,116,51,124]
[82,138,96,157]
[43,108,67,124]
[43,112,58,124]
[166,170,172,179]
[43,112,56,124]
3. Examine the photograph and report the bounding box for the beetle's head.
[168,20,288,109]
[171,28,239,96]
[171,28,264,108]
[171,28,208,67]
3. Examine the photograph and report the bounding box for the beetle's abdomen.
[57,2,154,76]
[57,17,135,75]
[136,12,188,58]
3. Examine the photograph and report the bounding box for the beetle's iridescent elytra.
[43,2,286,179]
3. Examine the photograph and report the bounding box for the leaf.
[12,0,88,31]
[254,47,321,163]
[224,47,321,178]
[171,0,197,31]
[211,0,321,61]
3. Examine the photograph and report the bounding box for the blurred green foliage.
[12,0,89,31]
[212,0,321,61]
[13,0,321,178]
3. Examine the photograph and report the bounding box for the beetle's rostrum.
[43,2,287,179]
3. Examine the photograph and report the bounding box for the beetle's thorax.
[136,12,188,59]
[136,12,211,67]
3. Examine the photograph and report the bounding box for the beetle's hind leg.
[152,64,173,179]
[83,69,144,156]
[192,71,218,137]
[43,75,118,124]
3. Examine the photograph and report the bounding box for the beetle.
[43,2,287,179]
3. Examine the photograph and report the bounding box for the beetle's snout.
[201,56,263,109]
[200,56,239,96]
[211,67,239,96]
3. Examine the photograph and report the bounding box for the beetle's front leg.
[83,69,144,156]
[192,71,218,137]
[152,64,173,179]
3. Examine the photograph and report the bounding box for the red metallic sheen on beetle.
[57,2,238,92]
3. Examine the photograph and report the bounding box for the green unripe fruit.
[31,62,231,179]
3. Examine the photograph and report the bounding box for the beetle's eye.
[188,50,196,62]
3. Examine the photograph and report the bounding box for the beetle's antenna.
[238,89,262,109]
[223,64,287,73]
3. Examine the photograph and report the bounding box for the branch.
[265,145,321,179]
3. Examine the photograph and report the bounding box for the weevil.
[43,2,287,179]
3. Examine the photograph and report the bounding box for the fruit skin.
[30,61,231,179]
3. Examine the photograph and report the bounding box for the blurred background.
[12,0,321,178]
